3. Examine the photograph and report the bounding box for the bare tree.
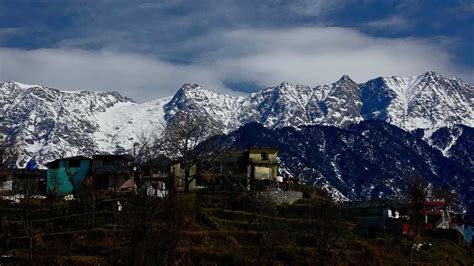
[405,175,427,264]
[80,175,96,241]
[432,186,459,207]
[156,111,221,192]
[131,130,160,189]
[16,197,36,263]
[0,133,5,169]
[0,216,10,255]
[134,130,159,165]
[121,185,190,265]
[64,161,81,196]
[247,192,283,263]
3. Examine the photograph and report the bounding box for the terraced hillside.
[0,190,472,265]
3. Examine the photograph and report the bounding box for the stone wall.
[259,190,303,205]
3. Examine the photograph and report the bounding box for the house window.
[68,160,81,168]
[48,161,59,169]
[261,152,269,160]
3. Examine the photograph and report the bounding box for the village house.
[246,147,279,190]
[344,200,404,233]
[11,169,47,195]
[46,154,139,195]
[403,199,452,235]
[169,147,281,192]
[0,143,12,193]
[0,168,14,192]
[0,168,47,195]
[91,154,135,191]
[46,156,92,195]
[170,160,198,191]
[199,150,248,190]
[141,155,171,197]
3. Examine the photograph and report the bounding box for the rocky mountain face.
[0,81,134,167]
[163,83,244,133]
[422,124,474,212]
[204,121,473,215]
[0,71,472,169]
[361,71,473,130]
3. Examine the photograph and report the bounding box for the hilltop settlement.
[0,121,473,265]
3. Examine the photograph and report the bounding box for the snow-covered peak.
[0,81,136,167]
[335,74,356,84]
[177,83,203,93]
[421,70,443,80]
[1,71,472,167]
[173,83,239,102]
[275,81,297,89]
[4,81,42,90]
[164,83,243,131]
[364,72,474,130]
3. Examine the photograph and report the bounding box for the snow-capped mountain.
[0,81,135,167]
[361,71,473,130]
[163,83,244,132]
[0,71,472,168]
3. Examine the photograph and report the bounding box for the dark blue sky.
[0,0,472,100]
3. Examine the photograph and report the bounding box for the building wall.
[248,148,278,182]
[170,163,197,190]
[92,158,128,174]
[14,174,45,195]
[0,169,14,192]
[248,148,278,163]
[253,165,278,180]
[47,160,91,195]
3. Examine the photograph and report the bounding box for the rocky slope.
[0,81,135,167]
[204,121,473,215]
[0,71,472,168]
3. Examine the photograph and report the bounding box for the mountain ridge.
[0,71,472,168]
[202,121,473,214]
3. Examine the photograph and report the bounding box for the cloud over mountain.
[1,26,472,101]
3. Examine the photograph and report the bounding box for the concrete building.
[91,154,135,191]
[46,156,92,195]
[344,200,403,233]
[246,147,279,190]
[141,156,171,197]
[170,161,198,191]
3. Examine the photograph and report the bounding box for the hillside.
[0,191,472,265]
[202,121,474,216]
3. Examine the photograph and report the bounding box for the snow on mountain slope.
[203,121,472,205]
[0,81,135,167]
[163,83,244,132]
[94,97,171,153]
[320,75,363,127]
[234,76,363,129]
[234,82,318,128]
[361,71,473,130]
[1,71,472,167]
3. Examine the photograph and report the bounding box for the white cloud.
[0,26,472,102]
[366,16,411,31]
[0,48,235,101]
[211,27,474,85]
